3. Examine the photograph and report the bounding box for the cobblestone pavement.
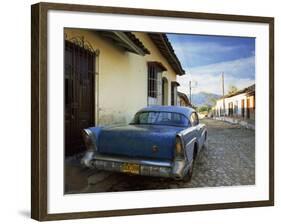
[65,118,255,194]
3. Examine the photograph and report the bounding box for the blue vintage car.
[81,106,207,181]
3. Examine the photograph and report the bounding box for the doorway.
[162,77,168,105]
[241,99,245,118]
[64,40,95,156]
[246,98,250,119]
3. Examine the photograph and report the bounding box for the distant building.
[177,91,191,106]
[214,84,255,120]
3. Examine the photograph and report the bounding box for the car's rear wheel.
[182,159,194,182]
[202,133,208,150]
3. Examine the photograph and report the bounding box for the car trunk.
[97,125,183,161]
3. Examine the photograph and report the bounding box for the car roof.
[137,105,195,118]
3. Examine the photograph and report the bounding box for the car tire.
[202,133,208,150]
[183,160,194,182]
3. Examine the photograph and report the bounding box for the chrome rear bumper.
[81,151,187,179]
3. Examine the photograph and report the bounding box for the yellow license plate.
[121,163,140,175]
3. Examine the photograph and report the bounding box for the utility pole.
[188,80,197,106]
[222,72,225,117]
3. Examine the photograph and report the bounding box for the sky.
[167,33,255,95]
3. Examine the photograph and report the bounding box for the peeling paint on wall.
[98,107,129,126]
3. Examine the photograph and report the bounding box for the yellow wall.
[132,32,178,105]
[65,29,178,126]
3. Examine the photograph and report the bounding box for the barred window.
[147,62,167,106]
[148,64,158,98]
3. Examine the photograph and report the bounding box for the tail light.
[82,129,94,150]
[175,136,184,159]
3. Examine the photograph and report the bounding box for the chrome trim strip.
[201,128,206,138]
[177,126,196,137]
[93,153,172,167]
[185,137,196,149]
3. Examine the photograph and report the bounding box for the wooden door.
[64,40,95,156]
[246,98,250,119]
[241,99,245,118]
[228,102,233,116]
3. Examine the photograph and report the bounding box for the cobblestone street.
[65,118,255,194]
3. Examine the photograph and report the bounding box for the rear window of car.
[131,111,190,127]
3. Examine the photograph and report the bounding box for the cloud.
[169,34,255,69]
[174,42,239,55]
[189,56,255,79]
[171,40,249,68]
[177,56,255,95]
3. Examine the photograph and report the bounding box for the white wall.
[215,93,255,118]
[216,93,247,116]
[0,0,280,224]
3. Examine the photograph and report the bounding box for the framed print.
[31,2,274,221]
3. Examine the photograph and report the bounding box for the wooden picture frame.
[31,2,274,221]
